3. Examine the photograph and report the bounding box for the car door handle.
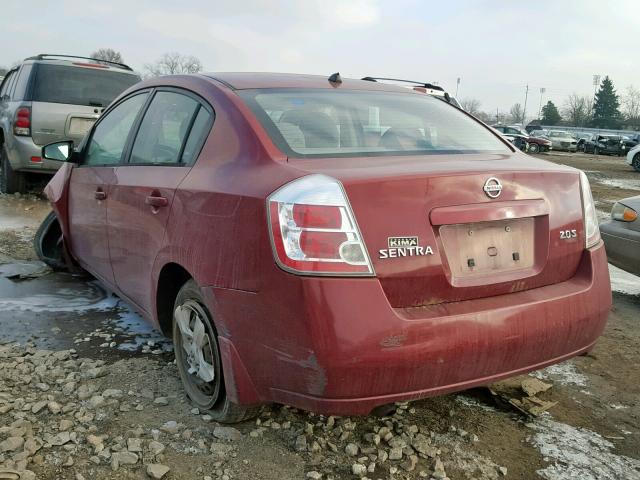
[95,189,107,200]
[145,195,168,208]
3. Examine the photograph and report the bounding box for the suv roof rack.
[24,54,133,71]
[361,76,445,92]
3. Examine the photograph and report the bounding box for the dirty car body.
[42,73,612,417]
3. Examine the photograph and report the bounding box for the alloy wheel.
[174,300,220,403]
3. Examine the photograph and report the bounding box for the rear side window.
[32,64,140,107]
[12,65,33,101]
[84,93,148,166]
[0,72,13,97]
[129,91,200,165]
[181,107,213,164]
[1,70,17,99]
[239,89,509,158]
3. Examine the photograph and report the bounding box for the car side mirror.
[42,140,75,162]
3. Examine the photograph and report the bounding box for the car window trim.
[77,89,153,168]
[122,86,214,168]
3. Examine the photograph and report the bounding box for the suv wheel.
[173,280,259,423]
[528,143,540,154]
[633,154,640,172]
[0,146,26,194]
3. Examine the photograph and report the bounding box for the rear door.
[29,63,140,146]
[108,89,213,314]
[67,91,149,286]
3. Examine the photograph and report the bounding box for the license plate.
[68,117,96,136]
[439,218,535,280]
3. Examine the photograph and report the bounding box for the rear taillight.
[14,107,31,136]
[267,174,374,276]
[579,172,601,248]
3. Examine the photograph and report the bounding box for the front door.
[67,92,149,286]
[108,90,207,314]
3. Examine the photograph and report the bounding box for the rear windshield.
[32,64,140,107]
[239,89,510,158]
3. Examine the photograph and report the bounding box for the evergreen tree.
[591,76,622,129]
[541,101,561,125]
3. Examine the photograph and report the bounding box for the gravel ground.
[0,152,639,480]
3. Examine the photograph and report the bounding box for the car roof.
[202,72,421,93]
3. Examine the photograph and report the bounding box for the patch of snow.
[529,416,640,480]
[597,178,640,191]
[608,264,640,296]
[455,394,498,412]
[609,404,629,410]
[531,361,588,387]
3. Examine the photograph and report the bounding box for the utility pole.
[522,84,529,125]
[455,77,460,98]
[538,87,546,119]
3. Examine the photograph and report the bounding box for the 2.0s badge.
[379,236,435,259]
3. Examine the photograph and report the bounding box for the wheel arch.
[155,262,194,337]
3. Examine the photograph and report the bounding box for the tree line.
[461,76,640,130]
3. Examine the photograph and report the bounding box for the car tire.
[33,211,68,271]
[528,143,540,154]
[173,279,259,423]
[633,154,640,172]
[0,146,27,194]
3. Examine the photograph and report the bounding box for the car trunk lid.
[292,154,585,307]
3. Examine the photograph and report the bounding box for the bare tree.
[622,86,640,129]
[91,48,124,64]
[475,111,494,124]
[460,98,481,116]
[145,52,203,77]
[563,94,592,127]
[509,103,524,124]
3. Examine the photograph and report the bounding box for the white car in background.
[626,143,640,172]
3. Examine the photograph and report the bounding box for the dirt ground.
[0,152,639,480]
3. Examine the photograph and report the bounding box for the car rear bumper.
[210,242,611,415]
[6,135,61,174]
[601,220,640,276]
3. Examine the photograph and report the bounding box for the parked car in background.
[0,54,141,193]
[621,134,640,151]
[546,130,578,152]
[582,133,626,156]
[36,72,611,421]
[492,125,552,153]
[575,132,593,150]
[600,196,640,276]
[492,127,528,151]
[626,143,640,171]
[530,129,549,138]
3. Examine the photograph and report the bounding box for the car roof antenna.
[328,72,342,84]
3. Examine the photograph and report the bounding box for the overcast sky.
[1,0,639,117]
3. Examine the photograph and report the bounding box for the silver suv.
[0,54,141,193]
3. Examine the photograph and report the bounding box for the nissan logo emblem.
[483,177,502,198]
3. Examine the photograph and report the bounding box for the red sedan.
[39,73,611,422]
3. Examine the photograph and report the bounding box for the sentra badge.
[379,236,434,259]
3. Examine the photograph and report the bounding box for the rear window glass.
[239,89,509,158]
[32,64,140,107]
